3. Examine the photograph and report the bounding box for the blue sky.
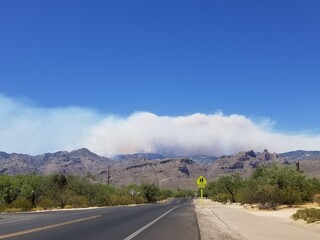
[0,1,320,155]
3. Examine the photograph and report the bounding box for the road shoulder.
[194,199,320,240]
[194,199,243,240]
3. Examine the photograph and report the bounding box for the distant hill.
[186,155,218,164]
[0,148,112,176]
[113,153,218,164]
[1,148,320,189]
[112,153,171,161]
[279,150,320,161]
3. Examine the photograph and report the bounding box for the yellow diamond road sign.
[197,176,207,188]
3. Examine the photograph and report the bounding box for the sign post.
[130,189,136,204]
[196,176,207,208]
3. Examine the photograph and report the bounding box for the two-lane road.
[0,198,199,240]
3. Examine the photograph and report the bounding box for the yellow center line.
[0,215,101,239]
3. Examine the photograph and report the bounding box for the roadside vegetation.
[0,174,193,212]
[206,164,320,210]
[292,208,320,223]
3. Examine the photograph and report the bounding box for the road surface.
[0,198,199,240]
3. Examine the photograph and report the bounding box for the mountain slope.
[0,148,112,176]
[1,149,320,189]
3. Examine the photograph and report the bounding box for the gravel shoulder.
[194,199,320,240]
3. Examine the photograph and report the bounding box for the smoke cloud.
[1,94,320,156]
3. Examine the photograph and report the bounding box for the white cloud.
[1,94,320,156]
[0,95,101,154]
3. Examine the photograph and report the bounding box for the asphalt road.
[0,198,199,240]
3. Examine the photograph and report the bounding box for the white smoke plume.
[1,94,320,156]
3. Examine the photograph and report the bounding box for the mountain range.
[1,148,320,189]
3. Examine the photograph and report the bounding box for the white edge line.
[123,205,180,240]
[0,218,34,225]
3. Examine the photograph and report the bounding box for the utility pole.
[107,165,111,185]
[295,161,303,173]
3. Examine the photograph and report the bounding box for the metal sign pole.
[201,189,203,208]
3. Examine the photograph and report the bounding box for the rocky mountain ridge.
[1,149,320,189]
[0,148,112,176]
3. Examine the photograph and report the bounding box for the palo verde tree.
[50,173,68,208]
[140,183,160,203]
[207,173,243,203]
[247,164,317,207]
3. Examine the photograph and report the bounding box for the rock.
[246,150,256,158]
[259,149,273,161]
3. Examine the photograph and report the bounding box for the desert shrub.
[278,188,302,206]
[247,165,315,207]
[37,197,56,210]
[0,173,192,211]
[0,203,7,212]
[67,195,89,208]
[212,193,231,203]
[10,197,33,211]
[236,181,255,204]
[64,205,73,209]
[173,189,194,198]
[293,209,307,220]
[107,194,132,206]
[141,183,160,202]
[159,189,174,199]
[3,208,21,213]
[293,208,320,223]
[207,165,320,207]
[90,183,115,206]
[132,196,145,204]
[306,217,318,223]
[258,202,278,210]
[313,194,320,205]
[306,208,320,219]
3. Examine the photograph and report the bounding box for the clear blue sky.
[1,0,319,133]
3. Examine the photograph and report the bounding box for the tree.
[248,164,313,207]
[50,174,68,208]
[0,175,20,205]
[17,174,49,208]
[141,183,160,202]
[208,173,243,203]
[217,173,242,203]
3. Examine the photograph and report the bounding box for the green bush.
[10,197,33,211]
[64,205,73,209]
[0,203,7,212]
[132,196,145,204]
[37,197,56,210]
[293,209,307,220]
[0,173,209,211]
[141,183,160,203]
[212,193,231,203]
[306,217,318,223]
[107,194,132,206]
[67,195,89,208]
[207,173,243,203]
[208,164,320,207]
[293,208,320,223]
[3,207,21,213]
[306,208,320,219]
